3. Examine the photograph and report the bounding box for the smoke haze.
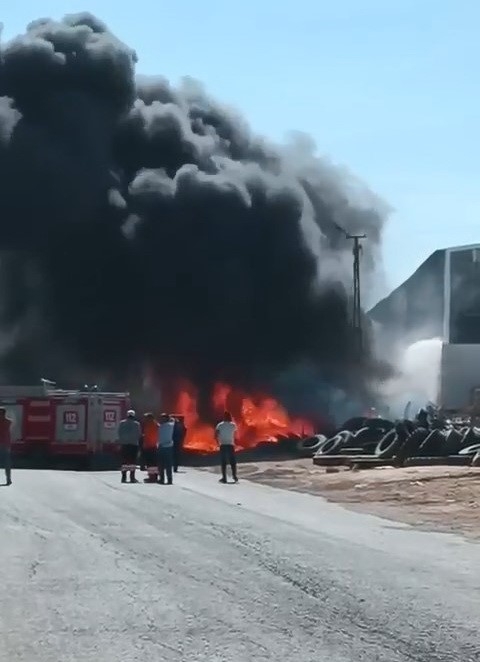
[0,13,388,415]
[381,337,443,418]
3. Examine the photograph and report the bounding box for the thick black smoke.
[0,13,388,415]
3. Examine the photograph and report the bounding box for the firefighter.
[158,413,175,485]
[172,416,186,473]
[215,411,238,484]
[118,409,141,483]
[142,413,159,482]
[0,407,12,486]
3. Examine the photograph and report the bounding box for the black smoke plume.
[0,13,388,416]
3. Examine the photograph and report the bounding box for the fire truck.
[0,382,131,467]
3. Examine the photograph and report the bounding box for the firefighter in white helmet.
[118,409,141,483]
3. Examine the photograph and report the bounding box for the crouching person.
[158,413,175,485]
[118,409,141,483]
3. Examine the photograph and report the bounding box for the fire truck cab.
[0,383,131,467]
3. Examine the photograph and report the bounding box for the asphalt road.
[1,468,479,661]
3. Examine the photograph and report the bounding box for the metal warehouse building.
[369,244,480,410]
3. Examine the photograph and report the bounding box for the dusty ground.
[202,458,480,539]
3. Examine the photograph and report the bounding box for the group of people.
[118,409,239,485]
[118,411,186,485]
[0,405,239,487]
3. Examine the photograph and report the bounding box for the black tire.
[443,429,464,456]
[365,418,395,432]
[296,435,326,456]
[338,417,366,433]
[461,428,480,449]
[354,426,385,447]
[375,430,401,459]
[403,420,415,435]
[276,438,299,452]
[399,427,429,460]
[430,419,446,431]
[394,420,411,442]
[418,429,446,457]
[316,434,346,456]
[459,443,480,456]
[338,430,354,445]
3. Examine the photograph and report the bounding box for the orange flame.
[172,382,314,453]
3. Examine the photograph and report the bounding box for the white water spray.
[383,337,443,418]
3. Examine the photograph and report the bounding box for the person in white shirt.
[215,411,238,483]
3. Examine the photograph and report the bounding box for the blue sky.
[2,1,478,296]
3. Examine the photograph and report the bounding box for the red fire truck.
[0,383,131,467]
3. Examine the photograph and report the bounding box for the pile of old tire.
[457,426,480,461]
[313,431,354,457]
[374,423,480,462]
[340,417,395,434]
[314,418,395,457]
[296,434,327,457]
[439,426,480,459]
[374,421,413,460]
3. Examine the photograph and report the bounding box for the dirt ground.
[201,458,480,540]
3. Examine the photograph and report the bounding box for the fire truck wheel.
[315,434,346,456]
[375,430,401,459]
[459,443,480,456]
[296,435,327,456]
[418,429,447,457]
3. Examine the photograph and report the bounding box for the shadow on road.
[9,440,304,472]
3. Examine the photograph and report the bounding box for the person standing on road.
[0,407,13,486]
[118,409,141,484]
[142,413,159,474]
[172,416,186,473]
[158,413,175,485]
[215,411,238,484]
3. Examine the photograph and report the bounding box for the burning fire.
[172,382,314,453]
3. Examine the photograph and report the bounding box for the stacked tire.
[314,419,393,457]
[309,409,480,462]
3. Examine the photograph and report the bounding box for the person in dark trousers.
[172,416,186,473]
[215,411,238,483]
[138,430,145,472]
[0,407,13,486]
[158,413,175,485]
[118,409,141,483]
[142,412,159,478]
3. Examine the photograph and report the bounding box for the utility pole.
[347,233,366,355]
[333,223,366,356]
